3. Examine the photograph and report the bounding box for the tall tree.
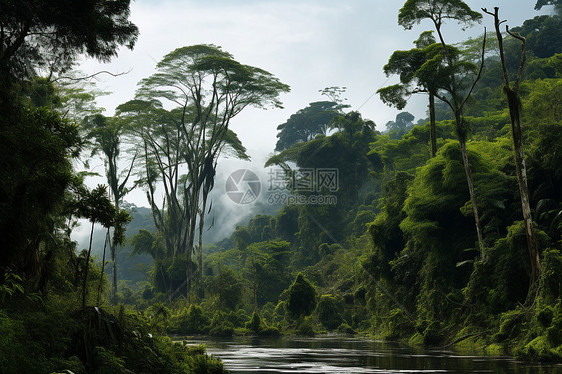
[0,0,136,285]
[124,44,289,299]
[73,185,116,308]
[398,0,486,253]
[116,100,188,287]
[0,80,81,281]
[118,101,249,295]
[83,114,137,303]
[482,7,540,301]
[378,31,440,155]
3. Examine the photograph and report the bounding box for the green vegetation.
[0,2,227,373]
[1,0,561,371]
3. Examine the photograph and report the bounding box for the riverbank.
[160,297,562,364]
[0,301,227,374]
[176,335,562,373]
[391,316,562,363]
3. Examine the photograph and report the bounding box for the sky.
[74,0,552,245]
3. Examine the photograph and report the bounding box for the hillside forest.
[1,0,562,373]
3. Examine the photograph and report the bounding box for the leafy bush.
[516,336,562,362]
[245,311,262,334]
[296,317,315,336]
[92,347,129,374]
[209,311,234,337]
[493,309,527,342]
[186,353,226,374]
[536,305,555,328]
[541,250,562,304]
[259,326,281,337]
[336,323,356,334]
[316,295,344,331]
[422,321,443,346]
[286,273,317,319]
[546,302,562,347]
[273,301,287,322]
[169,305,210,334]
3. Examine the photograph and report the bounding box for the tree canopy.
[0,0,138,79]
[398,0,482,32]
[275,101,342,151]
[120,44,290,297]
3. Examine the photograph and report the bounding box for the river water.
[183,336,562,374]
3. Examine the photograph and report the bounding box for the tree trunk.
[186,252,191,302]
[455,112,485,253]
[429,92,437,157]
[186,204,198,302]
[197,207,205,298]
[82,220,95,308]
[111,240,118,304]
[484,6,540,303]
[97,229,110,305]
[507,94,540,300]
[109,149,120,305]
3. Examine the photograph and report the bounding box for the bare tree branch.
[506,26,526,91]
[459,28,487,111]
[54,69,132,82]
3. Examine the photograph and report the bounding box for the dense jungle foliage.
[1,0,562,372]
[0,1,226,373]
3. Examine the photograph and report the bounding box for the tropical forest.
[1,0,561,373]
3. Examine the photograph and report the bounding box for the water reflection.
[181,336,561,374]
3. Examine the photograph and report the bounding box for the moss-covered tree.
[398,0,486,253]
[286,273,317,319]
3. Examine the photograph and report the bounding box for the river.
[182,336,562,373]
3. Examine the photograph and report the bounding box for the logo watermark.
[267,168,339,192]
[225,169,261,204]
[226,168,339,205]
[267,193,337,206]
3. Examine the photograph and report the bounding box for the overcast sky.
[80,0,548,155]
[74,0,550,244]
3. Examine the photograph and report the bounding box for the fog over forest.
[74,0,554,247]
